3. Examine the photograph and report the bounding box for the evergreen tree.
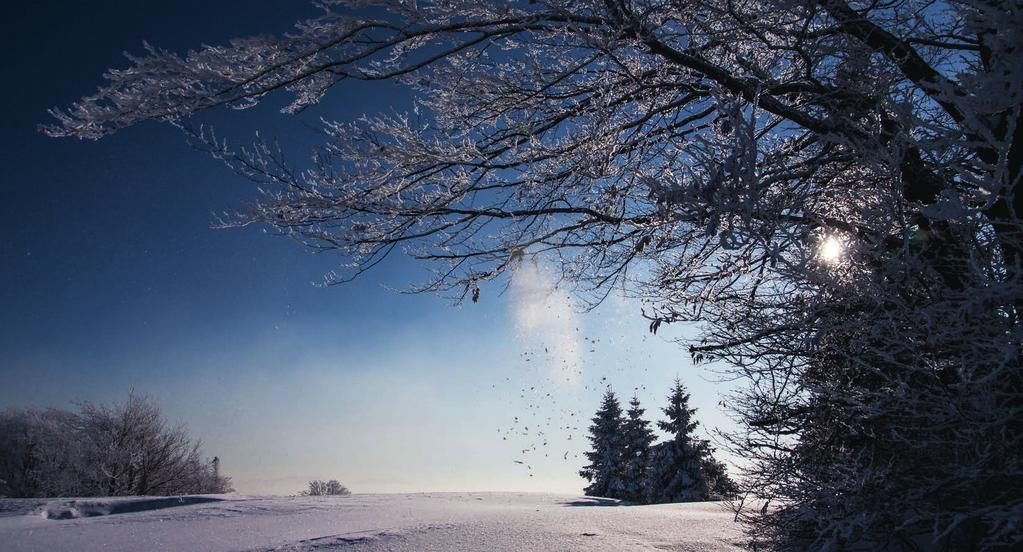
[579,388,627,499]
[703,454,739,500]
[620,395,656,502]
[644,379,713,503]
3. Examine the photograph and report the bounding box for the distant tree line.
[301,479,350,496]
[0,393,232,498]
[580,379,736,504]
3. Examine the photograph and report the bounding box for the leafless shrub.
[301,479,350,496]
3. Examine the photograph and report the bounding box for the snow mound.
[41,496,224,520]
[258,529,402,551]
[257,524,457,551]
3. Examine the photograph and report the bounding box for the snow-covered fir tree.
[620,395,656,502]
[579,388,627,499]
[645,379,713,503]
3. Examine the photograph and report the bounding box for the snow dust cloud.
[509,260,581,385]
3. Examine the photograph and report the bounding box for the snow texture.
[0,492,742,551]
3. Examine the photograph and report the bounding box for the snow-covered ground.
[0,492,744,551]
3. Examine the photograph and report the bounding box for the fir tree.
[644,379,713,503]
[703,454,739,500]
[579,388,627,499]
[620,395,656,502]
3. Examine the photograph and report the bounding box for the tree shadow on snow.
[43,496,224,519]
[561,497,635,507]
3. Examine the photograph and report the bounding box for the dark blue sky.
[2,1,425,381]
[0,1,729,494]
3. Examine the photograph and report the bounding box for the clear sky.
[0,1,736,495]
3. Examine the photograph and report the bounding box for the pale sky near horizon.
[0,1,738,495]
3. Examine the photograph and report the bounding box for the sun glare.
[819,236,844,264]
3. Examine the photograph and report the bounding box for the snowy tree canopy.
[45,1,1023,549]
[0,395,232,498]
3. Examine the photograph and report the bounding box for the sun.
[818,236,844,264]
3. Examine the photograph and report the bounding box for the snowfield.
[0,492,744,551]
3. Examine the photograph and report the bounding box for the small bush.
[301,479,350,496]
